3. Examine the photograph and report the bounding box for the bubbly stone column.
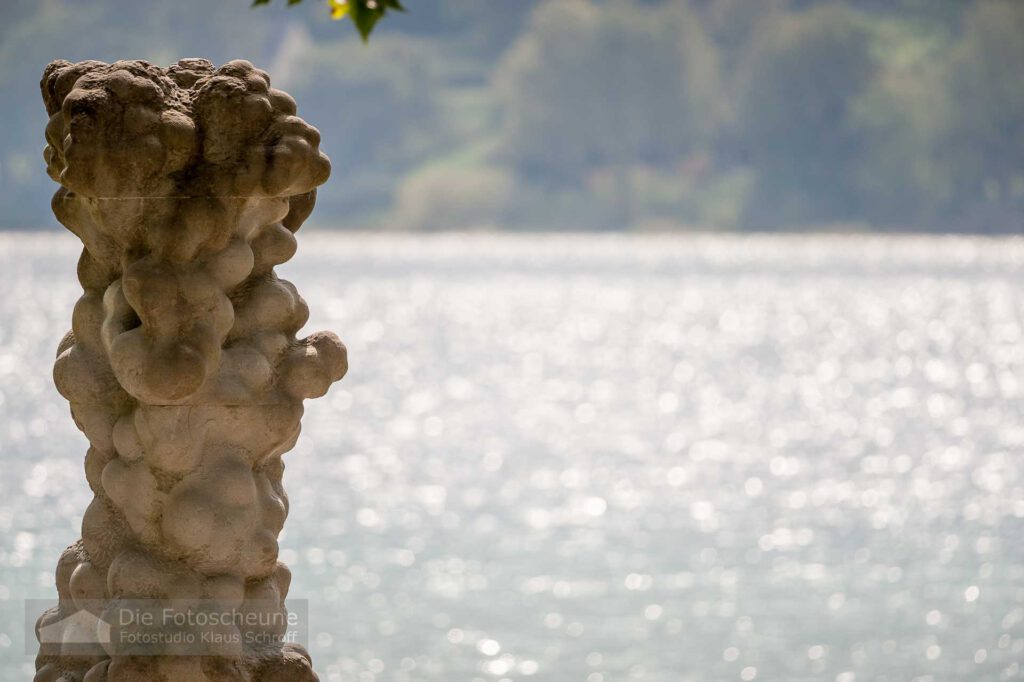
[35,59,347,682]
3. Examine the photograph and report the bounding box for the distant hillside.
[2,0,1020,233]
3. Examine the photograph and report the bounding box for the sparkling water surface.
[2,232,1024,681]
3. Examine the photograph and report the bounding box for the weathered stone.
[36,58,346,681]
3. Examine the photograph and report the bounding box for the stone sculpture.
[34,58,347,681]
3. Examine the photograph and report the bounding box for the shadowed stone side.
[35,58,347,682]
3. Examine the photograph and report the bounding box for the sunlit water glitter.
[2,232,1024,681]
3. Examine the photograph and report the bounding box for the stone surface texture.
[35,58,347,681]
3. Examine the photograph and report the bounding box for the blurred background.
[4,3,1024,682]
[1,0,1022,233]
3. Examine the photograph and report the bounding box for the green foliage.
[4,0,1024,232]
[496,0,720,175]
[824,0,1024,231]
[252,0,405,41]
[394,164,514,231]
[849,20,950,227]
[734,5,877,228]
[274,33,449,220]
[350,0,406,41]
[939,0,1024,229]
[493,0,721,227]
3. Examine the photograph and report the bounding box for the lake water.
[2,232,1024,681]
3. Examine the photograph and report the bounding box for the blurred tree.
[938,0,1024,231]
[274,34,449,221]
[700,0,787,72]
[735,4,876,229]
[847,10,954,229]
[368,0,535,61]
[393,164,514,230]
[433,1,538,65]
[493,0,721,228]
[851,56,948,228]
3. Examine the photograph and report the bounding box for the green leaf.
[349,1,386,42]
[251,0,272,6]
[287,0,304,5]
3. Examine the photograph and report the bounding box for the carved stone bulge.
[35,59,347,682]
